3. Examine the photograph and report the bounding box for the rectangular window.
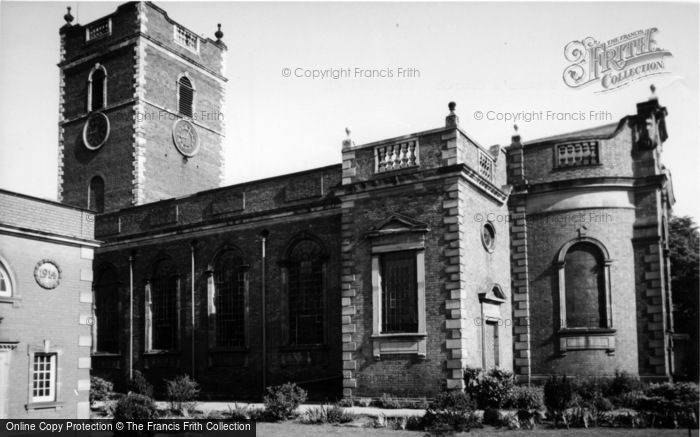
[151,277,178,350]
[31,353,56,403]
[483,321,499,369]
[215,269,246,348]
[556,141,600,168]
[380,251,418,333]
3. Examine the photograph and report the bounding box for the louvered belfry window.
[381,251,418,333]
[178,76,194,117]
[91,68,105,111]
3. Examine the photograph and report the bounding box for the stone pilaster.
[340,199,357,396]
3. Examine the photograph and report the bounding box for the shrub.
[475,368,514,409]
[506,385,544,411]
[113,393,158,423]
[483,407,500,426]
[463,367,482,391]
[595,396,614,412]
[607,370,642,398]
[639,382,699,428]
[336,397,353,407]
[127,370,154,398]
[544,375,574,428]
[617,390,645,409]
[90,376,114,406]
[327,405,356,424]
[165,375,200,414]
[357,397,372,407]
[227,403,250,421]
[263,382,307,421]
[376,393,402,409]
[421,391,480,433]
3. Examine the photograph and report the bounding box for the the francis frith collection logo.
[563,28,672,92]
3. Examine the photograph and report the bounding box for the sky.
[0,1,698,221]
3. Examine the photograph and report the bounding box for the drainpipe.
[190,240,197,378]
[128,252,135,380]
[259,230,269,394]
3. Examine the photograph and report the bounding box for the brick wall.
[0,192,96,418]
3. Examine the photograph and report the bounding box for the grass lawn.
[256,423,700,437]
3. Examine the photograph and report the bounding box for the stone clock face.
[172,119,200,157]
[82,112,110,150]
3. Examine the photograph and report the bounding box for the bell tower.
[57,2,227,212]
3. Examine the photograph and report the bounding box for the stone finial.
[445,101,459,128]
[342,127,355,149]
[215,23,224,41]
[511,123,521,145]
[64,6,74,25]
[649,83,657,100]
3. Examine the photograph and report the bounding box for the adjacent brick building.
[0,0,678,409]
[0,190,97,418]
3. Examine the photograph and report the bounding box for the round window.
[481,222,496,252]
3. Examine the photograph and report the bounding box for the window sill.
[558,328,616,356]
[143,350,179,356]
[26,401,63,412]
[371,332,427,339]
[91,352,121,357]
[552,163,603,172]
[0,296,21,307]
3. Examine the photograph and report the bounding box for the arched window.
[94,266,120,353]
[88,176,105,213]
[212,250,247,348]
[146,259,179,351]
[88,64,107,112]
[178,76,194,117]
[287,239,325,345]
[0,262,12,298]
[564,242,605,328]
[556,238,612,330]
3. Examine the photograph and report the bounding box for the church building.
[0,0,676,413]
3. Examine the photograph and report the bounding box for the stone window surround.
[206,247,250,352]
[0,255,15,301]
[26,342,64,412]
[555,237,616,355]
[370,241,427,360]
[279,234,329,350]
[479,284,506,369]
[87,63,108,113]
[176,72,196,118]
[144,260,182,354]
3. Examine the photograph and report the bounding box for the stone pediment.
[365,213,430,238]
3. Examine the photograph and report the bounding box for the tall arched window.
[88,64,107,112]
[178,76,194,117]
[88,176,105,213]
[212,250,247,348]
[564,242,605,327]
[94,266,120,353]
[287,239,325,345]
[0,262,12,298]
[556,238,612,330]
[146,259,179,351]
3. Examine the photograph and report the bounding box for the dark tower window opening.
[88,176,105,213]
[88,66,106,112]
[178,76,194,117]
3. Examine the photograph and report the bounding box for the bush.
[506,385,544,411]
[638,382,699,428]
[165,375,200,414]
[327,405,356,424]
[474,369,514,409]
[227,403,250,421]
[376,393,402,409]
[607,371,642,398]
[421,391,480,433]
[483,407,500,426]
[113,393,158,423]
[263,382,307,421]
[127,370,154,398]
[595,396,614,412]
[90,376,114,406]
[302,404,356,424]
[544,375,573,412]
